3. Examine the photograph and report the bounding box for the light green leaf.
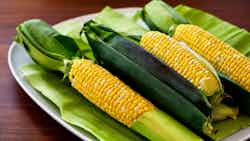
[94,6,148,36]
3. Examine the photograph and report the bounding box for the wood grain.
[0,0,249,140]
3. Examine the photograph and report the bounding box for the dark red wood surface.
[0,0,249,140]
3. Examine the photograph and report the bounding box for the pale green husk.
[142,0,188,33]
[21,64,146,141]
[175,5,250,57]
[132,109,203,141]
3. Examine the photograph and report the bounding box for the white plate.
[8,7,250,141]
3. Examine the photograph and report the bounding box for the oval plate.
[8,7,250,141]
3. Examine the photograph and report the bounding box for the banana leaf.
[175,5,250,57]
[21,64,146,141]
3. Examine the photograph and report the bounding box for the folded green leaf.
[17,19,79,60]
[16,19,81,72]
[175,5,250,57]
[21,64,146,141]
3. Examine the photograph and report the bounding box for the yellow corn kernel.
[69,59,155,126]
[140,31,220,96]
[174,24,250,92]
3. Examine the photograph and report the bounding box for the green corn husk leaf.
[142,0,188,33]
[21,64,146,141]
[175,5,250,57]
[94,6,149,36]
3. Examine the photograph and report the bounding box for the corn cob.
[69,59,155,126]
[173,24,250,93]
[140,31,221,96]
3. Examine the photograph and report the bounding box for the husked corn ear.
[69,59,155,126]
[174,24,250,92]
[140,31,220,96]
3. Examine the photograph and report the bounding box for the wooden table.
[0,0,249,140]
